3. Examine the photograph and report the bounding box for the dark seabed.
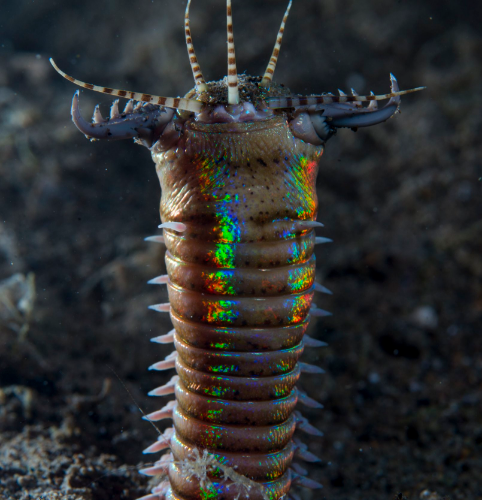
[0,0,481,499]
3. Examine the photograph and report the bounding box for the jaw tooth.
[368,91,378,111]
[351,88,363,107]
[123,99,134,114]
[92,105,106,123]
[390,72,400,92]
[110,99,120,119]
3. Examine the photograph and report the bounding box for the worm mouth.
[194,102,274,124]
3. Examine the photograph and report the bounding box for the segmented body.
[153,116,321,500]
[50,2,423,499]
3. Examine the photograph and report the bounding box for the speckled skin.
[151,113,323,500]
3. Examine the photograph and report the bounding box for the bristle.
[315,236,333,245]
[296,220,324,229]
[149,352,178,371]
[50,58,203,113]
[303,335,328,348]
[144,235,165,244]
[260,0,292,88]
[148,375,179,397]
[151,329,176,344]
[148,303,171,313]
[185,0,208,92]
[142,428,175,453]
[310,306,332,317]
[298,389,324,409]
[147,275,169,285]
[142,400,177,422]
[299,362,325,374]
[226,0,239,105]
[295,411,324,436]
[313,282,332,295]
[290,462,308,476]
[291,473,323,489]
[136,493,165,500]
[294,438,321,463]
[158,222,187,232]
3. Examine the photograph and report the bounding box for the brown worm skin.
[150,114,322,500]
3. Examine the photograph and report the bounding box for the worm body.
[151,114,321,500]
[51,2,423,499]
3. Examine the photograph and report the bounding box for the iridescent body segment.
[50,2,423,499]
[148,115,321,500]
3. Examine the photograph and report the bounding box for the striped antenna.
[50,58,203,113]
[266,85,426,108]
[226,0,240,105]
[260,0,292,88]
[185,0,208,92]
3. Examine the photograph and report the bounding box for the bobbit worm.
[50,1,424,499]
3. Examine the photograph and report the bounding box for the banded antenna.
[185,0,208,92]
[260,0,292,88]
[266,74,426,108]
[49,59,203,113]
[226,0,240,105]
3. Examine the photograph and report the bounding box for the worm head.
[51,0,424,148]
